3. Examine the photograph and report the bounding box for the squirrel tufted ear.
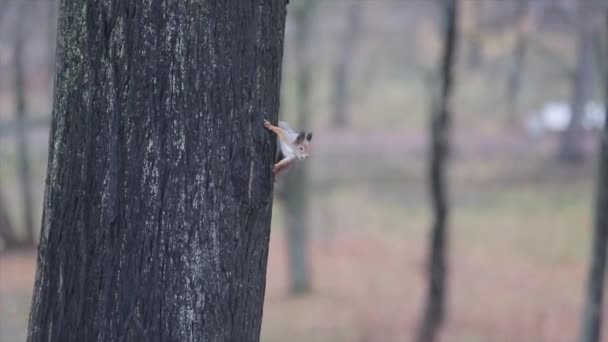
[295,131,306,144]
[306,132,312,141]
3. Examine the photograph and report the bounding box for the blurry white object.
[582,102,605,130]
[541,102,571,131]
[525,101,605,137]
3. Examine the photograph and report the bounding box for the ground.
[1,160,606,341]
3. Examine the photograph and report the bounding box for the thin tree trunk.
[465,0,482,69]
[27,1,287,341]
[13,0,36,245]
[505,0,531,128]
[48,0,59,94]
[281,0,316,295]
[559,2,593,163]
[417,0,458,341]
[331,0,362,129]
[0,188,21,249]
[579,10,608,342]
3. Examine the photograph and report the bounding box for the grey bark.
[13,0,36,245]
[282,0,316,295]
[27,1,287,341]
[579,10,608,342]
[331,0,362,129]
[417,0,458,341]
[505,0,531,128]
[558,2,594,163]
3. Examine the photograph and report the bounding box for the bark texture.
[417,0,458,341]
[27,1,287,341]
[579,10,608,342]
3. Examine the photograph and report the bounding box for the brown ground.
[1,229,604,342]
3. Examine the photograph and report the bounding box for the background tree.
[331,0,363,129]
[47,0,59,93]
[0,187,20,248]
[505,0,532,128]
[465,0,482,70]
[417,0,458,341]
[558,0,594,163]
[281,0,317,295]
[579,9,608,342]
[13,0,35,245]
[27,1,286,341]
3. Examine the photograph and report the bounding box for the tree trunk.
[331,0,362,129]
[417,0,458,341]
[280,0,316,295]
[558,2,593,163]
[579,10,608,342]
[48,0,59,94]
[27,1,287,341]
[0,188,21,249]
[465,0,482,69]
[505,0,531,128]
[13,0,36,245]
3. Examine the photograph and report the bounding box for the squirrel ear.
[306,132,312,141]
[295,131,305,144]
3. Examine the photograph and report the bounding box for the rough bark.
[558,2,593,163]
[281,0,316,295]
[579,10,608,342]
[331,0,362,129]
[505,0,531,128]
[13,0,36,245]
[27,1,287,341]
[417,0,458,341]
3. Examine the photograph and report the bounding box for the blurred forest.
[1,0,608,341]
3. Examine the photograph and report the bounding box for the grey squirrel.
[264,119,312,176]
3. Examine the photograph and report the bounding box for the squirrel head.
[293,131,312,160]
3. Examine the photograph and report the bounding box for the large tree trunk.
[27,1,287,341]
[579,10,608,342]
[13,0,36,245]
[505,0,531,128]
[417,0,458,341]
[558,1,593,163]
[281,0,316,295]
[330,0,362,129]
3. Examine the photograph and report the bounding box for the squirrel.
[264,119,312,176]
